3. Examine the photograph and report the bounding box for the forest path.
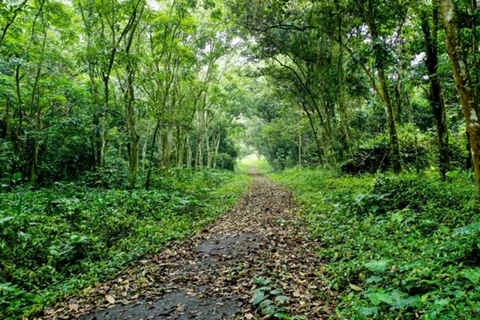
[43,168,334,320]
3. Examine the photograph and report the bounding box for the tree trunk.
[29,30,47,185]
[125,63,139,188]
[186,134,192,168]
[90,77,102,168]
[124,5,144,189]
[440,0,480,193]
[298,131,302,168]
[377,67,402,173]
[165,124,173,174]
[142,134,148,170]
[421,9,449,180]
[300,102,323,164]
[361,0,401,173]
[145,121,160,190]
[213,132,221,169]
[100,75,110,168]
[206,132,212,168]
[15,64,23,136]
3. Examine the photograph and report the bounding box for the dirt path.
[41,169,334,319]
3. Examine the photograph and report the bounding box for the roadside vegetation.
[0,170,249,319]
[266,165,480,319]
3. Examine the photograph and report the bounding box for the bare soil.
[40,168,334,320]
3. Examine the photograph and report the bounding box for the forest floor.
[39,168,334,320]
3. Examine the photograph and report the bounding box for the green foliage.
[251,276,294,319]
[0,169,249,319]
[272,168,480,319]
[342,125,432,174]
[216,153,235,171]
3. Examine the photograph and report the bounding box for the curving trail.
[40,168,334,320]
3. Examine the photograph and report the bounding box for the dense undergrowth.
[270,166,480,319]
[0,169,249,319]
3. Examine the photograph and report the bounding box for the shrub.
[0,168,249,319]
[272,168,480,319]
[216,152,235,171]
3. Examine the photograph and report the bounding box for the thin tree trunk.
[142,134,148,170]
[421,9,449,180]
[124,4,144,188]
[146,121,160,190]
[213,132,221,169]
[186,134,192,168]
[15,65,23,135]
[100,75,109,168]
[300,102,323,164]
[125,64,140,188]
[298,131,302,168]
[206,132,212,168]
[361,0,402,173]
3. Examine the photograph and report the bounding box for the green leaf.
[349,284,363,291]
[366,290,395,306]
[359,306,379,316]
[0,216,14,225]
[275,295,290,303]
[392,295,422,309]
[259,299,273,309]
[434,298,450,307]
[260,302,275,316]
[463,269,480,284]
[365,276,383,284]
[253,276,271,286]
[365,260,388,272]
[366,292,382,306]
[252,291,266,306]
[270,288,284,295]
[454,222,480,236]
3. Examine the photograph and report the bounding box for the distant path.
[41,168,333,319]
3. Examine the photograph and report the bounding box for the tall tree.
[420,5,449,180]
[439,0,480,193]
[356,0,403,173]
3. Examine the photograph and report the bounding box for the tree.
[420,5,449,180]
[439,0,480,193]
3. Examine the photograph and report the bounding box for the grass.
[268,166,480,319]
[0,169,250,319]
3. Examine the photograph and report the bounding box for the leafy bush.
[341,141,428,175]
[0,169,249,319]
[272,168,480,319]
[216,152,236,171]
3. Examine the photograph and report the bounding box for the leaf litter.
[36,168,335,319]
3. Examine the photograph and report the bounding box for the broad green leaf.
[0,216,14,225]
[359,306,379,316]
[270,288,284,295]
[365,276,383,284]
[463,269,480,284]
[252,291,266,306]
[365,260,388,272]
[275,295,290,303]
